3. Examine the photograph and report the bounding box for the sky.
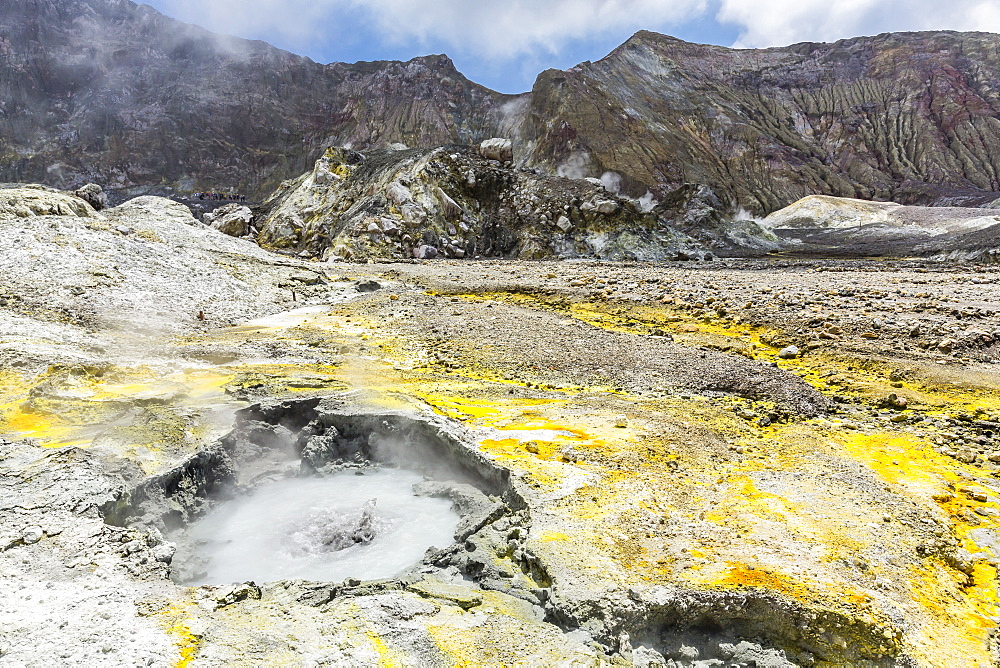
[142,0,1000,94]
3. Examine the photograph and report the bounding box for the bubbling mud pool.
[174,469,460,585]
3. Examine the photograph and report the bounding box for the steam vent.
[5,1,1000,666]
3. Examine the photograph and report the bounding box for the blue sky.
[142,0,1000,94]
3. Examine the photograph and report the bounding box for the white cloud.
[152,0,707,59]
[971,1,1000,26]
[350,0,707,58]
[718,0,1000,48]
[153,0,343,45]
[150,0,1000,66]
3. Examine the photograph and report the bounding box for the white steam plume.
[599,171,622,194]
[556,152,592,180]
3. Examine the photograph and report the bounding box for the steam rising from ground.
[734,207,764,224]
[285,498,383,554]
[599,171,622,193]
[499,97,531,135]
[177,469,459,585]
[556,151,592,180]
[635,191,658,212]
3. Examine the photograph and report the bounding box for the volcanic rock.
[204,203,253,237]
[256,145,761,260]
[0,186,97,219]
[73,184,108,211]
[0,0,512,198]
[479,138,513,162]
[777,345,800,360]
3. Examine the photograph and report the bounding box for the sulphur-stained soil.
[3,195,1000,666]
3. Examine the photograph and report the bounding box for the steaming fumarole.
[175,469,459,584]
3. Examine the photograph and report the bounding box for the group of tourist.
[193,192,246,202]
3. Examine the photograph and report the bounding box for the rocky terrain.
[2,187,1000,666]
[255,141,778,261]
[760,194,1000,258]
[5,0,1000,218]
[252,142,1000,262]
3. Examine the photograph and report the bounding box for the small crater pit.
[102,398,524,589]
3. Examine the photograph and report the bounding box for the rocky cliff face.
[518,30,1000,214]
[0,0,512,198]
[5,0,1000,217]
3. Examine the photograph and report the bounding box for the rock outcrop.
[478,138,514,163]
[0,184,98,218]
[73,184,107,211]
[204,203,254,237]
[257,144,765,261]
[0,188,309,345]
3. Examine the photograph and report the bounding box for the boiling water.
[180,469,459,585]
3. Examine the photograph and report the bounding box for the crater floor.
[3,198,1000,665]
